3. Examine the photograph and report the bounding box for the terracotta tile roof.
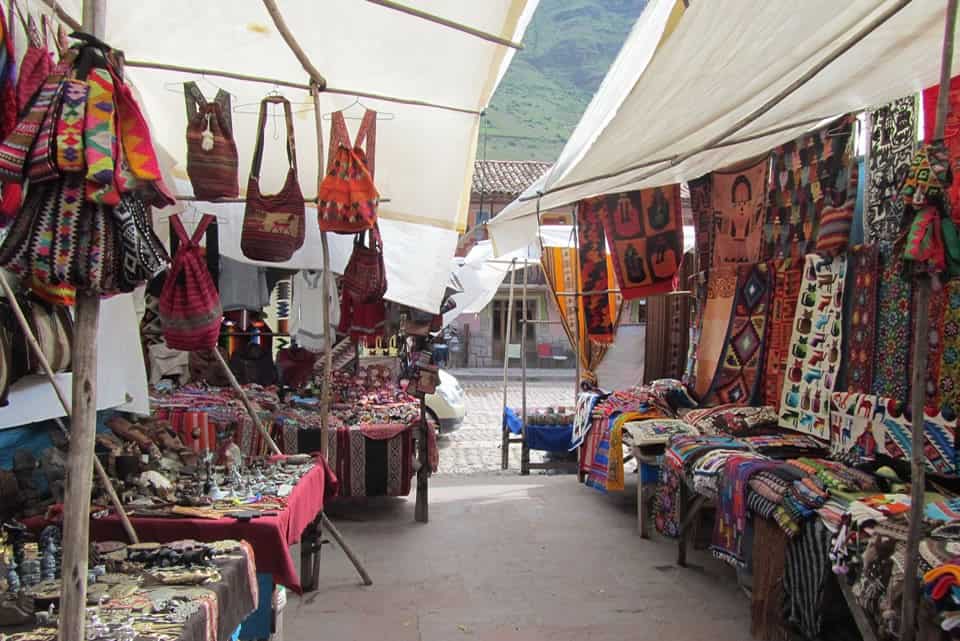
[472,160,552,199]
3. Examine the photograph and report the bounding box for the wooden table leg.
[299,515,321,593]
[677,481,689,566]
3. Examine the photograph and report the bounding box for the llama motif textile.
[762,259,803,410]
[576,203,615,343]
[842,245,879,394]
[690,157,769,270]
[763,118,855,260]
[778,254,847,440]
[830,392,957,474]
[867,97,916,242]
[702,262,773,406]
[586,185,684,299]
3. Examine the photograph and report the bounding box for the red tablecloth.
[32,459,338,593]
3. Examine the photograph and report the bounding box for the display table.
[33,459,337,594]
[1,540,257,641]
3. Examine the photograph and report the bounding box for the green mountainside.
[483,0,649,161]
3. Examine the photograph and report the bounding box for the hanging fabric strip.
[866,96,916,243]
[761,259,802,410]
[576,202,615,344]
[841,244,880,394]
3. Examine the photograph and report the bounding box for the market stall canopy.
[488,0,959,255]
[45,0,537,312]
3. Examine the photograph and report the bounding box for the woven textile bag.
[342,225,387,304]
[184,82,238,200]
[159,214,222,351]
[241,96,305,262]
[318,109,378,233]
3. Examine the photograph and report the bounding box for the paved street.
[436,379,576,475]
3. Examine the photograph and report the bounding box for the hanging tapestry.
[830,392,957,475]
[778,254,847,440]
[577,203,615,343]
[707,157,770,268]
[702,262,773,405]
[762,259,802,410]
[842,245,880,394]
[693,267,736,398]
[924,284,949,415]
[932,281,960,419]
[689,176,713,273]
[866,96,917,243]
[644,254,692,381]
[871,243,913,400]
[923,76,960,225]
[762,118,855,260]
[586,185,684,299]
[683,271,707,389]
[541,246,621,381]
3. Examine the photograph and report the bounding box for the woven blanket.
[577,202,615,343]
[867,96,917,242]
[923,76,960,225]
[929,280,960,418]
[693,267,736,397]
[842,244,879,393]
[829,391,957,474]
[712,454,778,567]
[586,185,684,299]
[871,243,913,399]
[761,259,803,409]
[689,157,769,270]
[623,418,696,447]
[778,254,847,440]
[763,118,855,260]
[329,422,415,497]
[682,404,778,437]
[702,262,773,405]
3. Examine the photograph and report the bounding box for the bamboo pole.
[901,3,957,639]
[364,0,524,49]
[500,259,517,470]
[211,348,282,456]
[319,513,372,585]
[0,277,137,544]
[59,5,105,639]
[312,83,332,460]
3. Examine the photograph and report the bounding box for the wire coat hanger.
[164,73,226,96]
[234,87,313,115]
[323,96,394,121]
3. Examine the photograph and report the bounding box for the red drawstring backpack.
[159,214,222,351]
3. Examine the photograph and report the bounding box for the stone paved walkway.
[437,381,577,475]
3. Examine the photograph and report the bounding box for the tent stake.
[0,277,137,544]
[212,348,282,456]
[901,3,958,639]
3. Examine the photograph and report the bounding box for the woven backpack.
[159,214,222,351]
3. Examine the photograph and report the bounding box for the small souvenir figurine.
[5,557,18,593]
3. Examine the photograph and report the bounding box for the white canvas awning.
[489,0,958,254]
[37,0,537,312]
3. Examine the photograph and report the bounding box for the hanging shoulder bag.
[318,109,379,233]
[159,214,222,351]
[241,96,305,262]
[185,82,239,200]
[342,225,387,304]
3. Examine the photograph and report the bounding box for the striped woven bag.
[158,214,222,352]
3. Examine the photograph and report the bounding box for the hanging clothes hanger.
[323,96,395,121]
[233,86,314,114]
[158,203,229,226]
[164,73,226,96]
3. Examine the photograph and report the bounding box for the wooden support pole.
[312,84,332,459]
[414,397,429,523]
[364,0,524,49]
[59,6,105,639]
[902,4,958,639]
[0,277,137,544]
[212,348,282,456]
[319,513,373,585]
[500,260,517,470]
